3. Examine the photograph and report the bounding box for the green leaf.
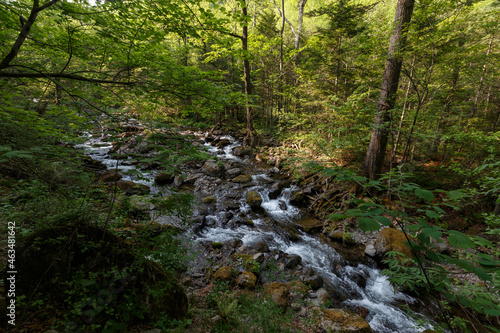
[448,230,475,249]
[358,217,380,232]
[328,213,346,220]
[426,209,441,219]
[368,208,385,215]
[415,188,434,202]
[373,215,392,226]
[421,227,442,240]
[472,267,492,281]
[444,256,474,271]
[447,190,467,200]
[485,308,500,316]
[478,259,497,267]
[407,224,422,232]
[417,233,430,245]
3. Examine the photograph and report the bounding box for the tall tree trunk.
[278,0,285,118]
[364,0,415,180]
[241,0,255,146]
[296,0,307,50]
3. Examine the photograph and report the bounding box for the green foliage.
[208,281,293,333]
[323,163,500,330]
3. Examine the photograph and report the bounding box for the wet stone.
[285,255,302,269]
[227,168,242,177]
[304,275,323,290]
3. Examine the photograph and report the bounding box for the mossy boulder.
[213,266,233,282]
[154,172,175,185]
[233,146,252,157]
[202,196,217,204]
[99,170,122,182]
[264,282,290,308]
[116,180,150,195]
[317,309,372,333]
[202,160,226,178]
[374,228,413,259]
[246,191,263,209]
[236,271,257,289]
[232,174,252,183]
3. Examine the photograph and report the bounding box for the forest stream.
[77,119,436,333]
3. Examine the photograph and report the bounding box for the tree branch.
[0,0,62,70]
[0,69,136,85]
[272,0,297,38]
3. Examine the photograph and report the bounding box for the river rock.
[155,172,175,185]
[252,253,265,263]
[216,138,231,147]
[236,271,257,289]
[202,196,217,204]
[278,200,287,210]
[374,228,413,259]
[82,156,107,171]
[226,168,242,177]
[232,174,252,183]
[233,146,252,157]
[184,172,203,184]
[310,287,330,307]
[254,242,270,253]
[173,175,184,187]
[304,275,323,290]
[116,180,150,195]
[290,190,306,205]
[268,182,284,199]
[364,244,376,257]
[129,195,151,214]
[295,216,323,233]
[246,191,263,208]
[264,282,290,308]
[213,266,233,282]
[317,309,372,333]
[202,160,225,178]
[285,255,302,269]
[99,170,122,182]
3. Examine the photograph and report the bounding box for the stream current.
[78,125,435,333]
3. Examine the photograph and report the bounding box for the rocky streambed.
[77,119,437,333]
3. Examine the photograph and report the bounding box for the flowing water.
[78,125,435,333]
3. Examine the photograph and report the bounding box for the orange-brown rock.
[374,228,413,259]
[264,282,290,307]
[317,308,372,333]
[236,271,257,289]
[213,266,233,282]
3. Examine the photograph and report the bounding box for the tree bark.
[364,0,415,180]
[296,0,307,49]
[241,0,255,146]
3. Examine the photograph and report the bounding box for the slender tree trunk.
[364,0,416,180]
[467,34,493,127]
[391,56,415,163]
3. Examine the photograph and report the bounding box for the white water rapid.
[78,124,435,333]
